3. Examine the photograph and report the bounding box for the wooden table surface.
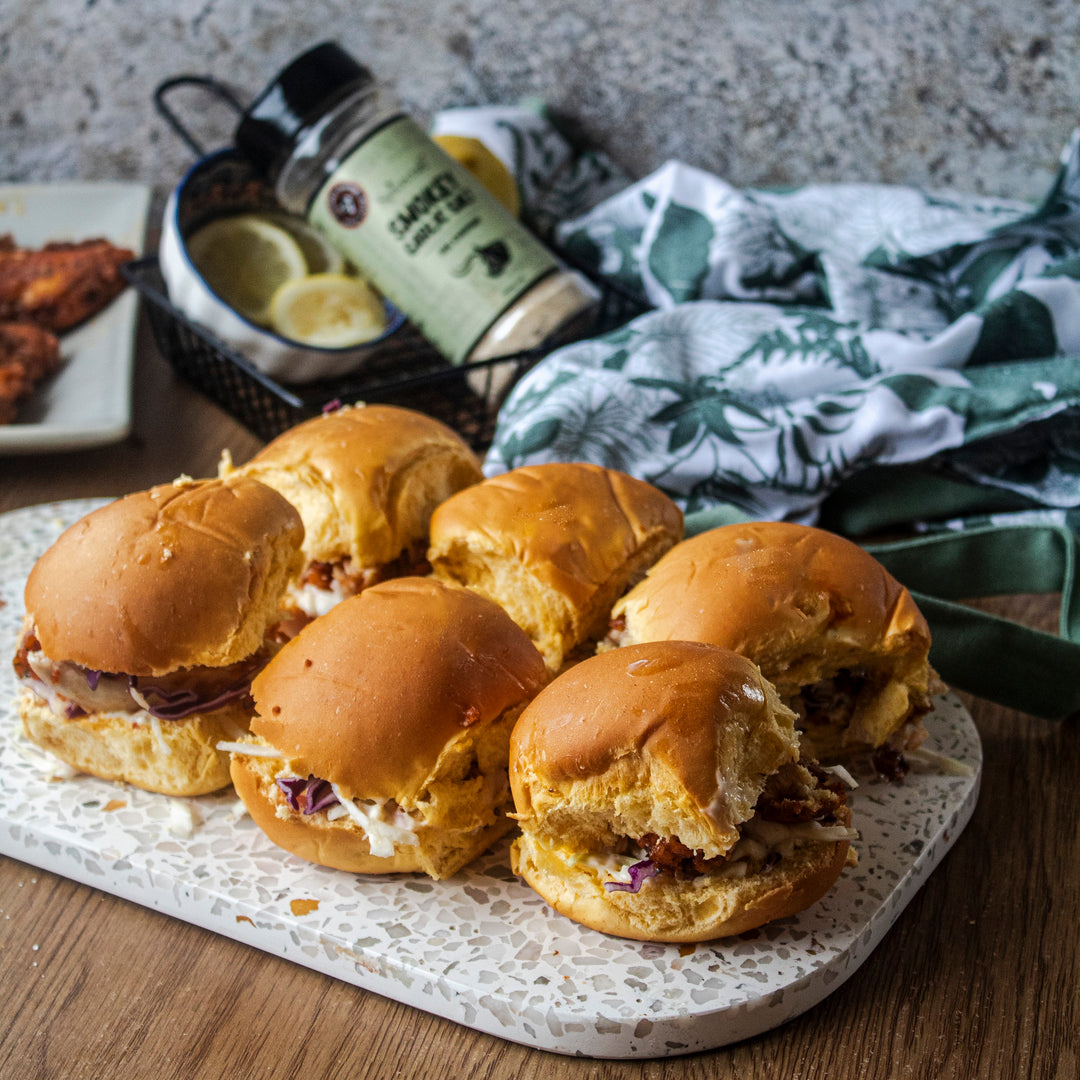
[0,316,1076,1080]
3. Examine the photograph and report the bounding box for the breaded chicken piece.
[0,235,134,332]
[0,321,62,423]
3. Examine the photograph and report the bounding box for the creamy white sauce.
[21,654,76,716]
[328,783,421,857]
[166,801,201,838]
[567,850,637,881]
[287,578,347,619]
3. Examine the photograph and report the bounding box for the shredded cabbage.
[271,774,420,856]
[275,774,339,815]
[129,675,251,720]
[604,858,657,893]
[216,740,282,758]
[147,715,172,757]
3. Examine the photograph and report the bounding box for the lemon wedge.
[433,134,520,217]
[187,214,308,325]
[266,213,346,275]
[269,273,387,347]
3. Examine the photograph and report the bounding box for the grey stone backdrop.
[2,0,1078,202]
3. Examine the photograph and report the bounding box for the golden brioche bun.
[427,462,684,671]
[234,577,548,878]
[231,740,515,877]
[23,475,305,677]
[509,641,853,942]
[511,825,851,944]
[609,522,937,756]
[229,404,483,572]
[18,687,251,797]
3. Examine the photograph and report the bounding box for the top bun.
[250,576,547,804]
[511,640,798,859]
[427,462,684,671]
[24,475,305,676]
[609,521,935,754]
[230,404,483,572]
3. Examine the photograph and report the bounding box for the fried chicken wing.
[0,320,62,423]
[0,235,135,333]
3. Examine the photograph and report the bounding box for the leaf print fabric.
[480,124,1080,527]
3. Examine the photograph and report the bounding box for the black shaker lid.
[235,42,375,181]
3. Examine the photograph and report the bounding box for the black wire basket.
[133,73,644,451]
[123,255,641,451]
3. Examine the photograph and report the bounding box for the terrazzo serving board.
[0,499,982,1059]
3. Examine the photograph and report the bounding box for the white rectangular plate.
[0,183,151,454]
[0,499,981,1059]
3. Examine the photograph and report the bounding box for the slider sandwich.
[509,640,857,943]
[13,476,305,795]
[606,522,940,772]
[228,577,548,879]
[225,403,483,630]
[427,462,684,672]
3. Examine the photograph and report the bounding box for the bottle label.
[309,115,558,363]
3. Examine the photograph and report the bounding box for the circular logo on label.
[327,182,368,227]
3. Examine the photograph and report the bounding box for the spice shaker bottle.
[235,42,599,365]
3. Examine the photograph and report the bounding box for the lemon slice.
[269,273,387,347]
[187,214,308,325]
[433,134,520,217]
[266,213,346,274]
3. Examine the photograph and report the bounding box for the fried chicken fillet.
[0,234,134,333]
[0,321,62,423]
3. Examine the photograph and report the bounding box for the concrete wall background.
[2,0,1078,203]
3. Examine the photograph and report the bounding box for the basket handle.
[153,75,246,159]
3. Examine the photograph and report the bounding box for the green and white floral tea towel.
[482,127,1080,528]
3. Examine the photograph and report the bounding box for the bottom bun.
[231,749,516,880]
[18,689,249,797]
[510,831,851,943]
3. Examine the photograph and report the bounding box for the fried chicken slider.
[224,403,483,630]
[13,475,305,795]
[229,577,548,879]
[510,640,857,942]
[606,522,940,771]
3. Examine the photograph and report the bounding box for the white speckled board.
[0,500,981,1059]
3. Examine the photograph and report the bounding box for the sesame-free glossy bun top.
[614,522,929,669]
[427,462,684,670]
[24,475,305,676]
[250,576,548,803]
[429,462,684,612]
[610,522,936,754]
[233,404,483,567]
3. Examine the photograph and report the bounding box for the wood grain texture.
[0,319,1076,1079]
